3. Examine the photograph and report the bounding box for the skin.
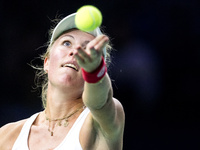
[0,29,125,150]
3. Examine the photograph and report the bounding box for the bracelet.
[81,57,107,83]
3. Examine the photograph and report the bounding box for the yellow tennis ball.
[75,5,102,32]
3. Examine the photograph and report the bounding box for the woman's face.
[44,29,95,91]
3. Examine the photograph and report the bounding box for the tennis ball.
[75,5,102,32]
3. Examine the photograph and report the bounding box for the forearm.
[82,73,113,110]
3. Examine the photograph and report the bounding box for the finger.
[87,35,106,50]
[90,47,100,59]
[75,53,89,68]
[77,48,91,62]
[94,36,109,51]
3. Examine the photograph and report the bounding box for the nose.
[69,49,75,56]
[68,45,82,56]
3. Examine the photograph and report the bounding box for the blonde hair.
[34,20,112,108]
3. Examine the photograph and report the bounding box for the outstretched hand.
[74,35,109,73]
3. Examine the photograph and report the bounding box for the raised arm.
[75,35,125,148]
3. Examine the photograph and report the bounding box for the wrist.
[81,57,107,83]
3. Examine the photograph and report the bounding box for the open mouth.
[62,64,78,71]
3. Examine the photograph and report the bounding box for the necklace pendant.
[51,131,53,136]
[64,120,69,127]
[58,121,62,126]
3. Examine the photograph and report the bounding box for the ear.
[44,57,49,72]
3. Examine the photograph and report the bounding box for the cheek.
[47,53,62,81]
[48,49,64,68]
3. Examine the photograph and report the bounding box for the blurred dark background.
[0,0,199,149]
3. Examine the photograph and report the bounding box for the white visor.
[50,13,106,59]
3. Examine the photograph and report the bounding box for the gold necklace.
[45,105,85,136]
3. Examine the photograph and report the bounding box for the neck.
[45,83,84,120]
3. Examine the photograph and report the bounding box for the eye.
[63,41,71,47]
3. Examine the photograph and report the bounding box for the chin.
[58,75,84,88]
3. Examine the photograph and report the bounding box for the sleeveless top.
[12,108,90,150]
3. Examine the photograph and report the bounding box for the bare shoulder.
[0,119,27,135]
[0,119,27,150]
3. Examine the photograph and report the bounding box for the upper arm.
[80,97,125,150]
[83,74,125,143]
[91,97,125,138]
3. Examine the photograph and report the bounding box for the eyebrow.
[61,35,75,39]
